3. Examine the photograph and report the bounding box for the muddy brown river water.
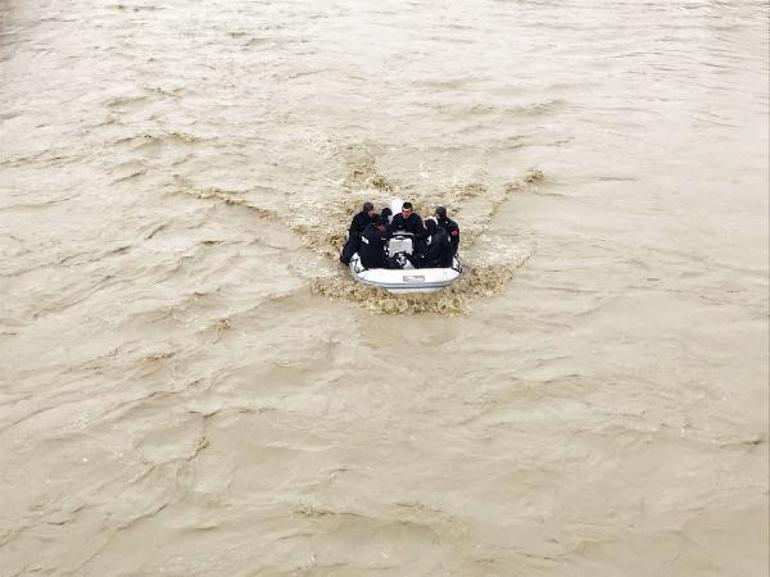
[1,1,768,576]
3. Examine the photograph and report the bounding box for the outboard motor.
[387,234,413,257]
[386,233,415,269]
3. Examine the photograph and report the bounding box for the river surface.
[1,1,768,576]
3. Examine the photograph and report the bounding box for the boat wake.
[175,147,543,314]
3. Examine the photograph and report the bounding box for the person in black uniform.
[434,206,460,255]
[390,202,425,235]
[339,201,378,264]
[380,207,393,236]
[358,216,389,269]
[419,217,454,268]
[391,201,427,256]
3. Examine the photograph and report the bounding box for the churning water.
[1,1,768,575]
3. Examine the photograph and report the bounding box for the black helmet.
[435,206,447,218]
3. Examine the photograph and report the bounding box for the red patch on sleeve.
[451,230,459,236]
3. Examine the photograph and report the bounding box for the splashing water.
[302,155,543,314]
[173,146,543,314]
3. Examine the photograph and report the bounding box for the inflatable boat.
[349,231,462,294]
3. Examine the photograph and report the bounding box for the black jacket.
[348,210,375,237]
[437,216,460,254]
[422,226,454,268]
[390,213,425,237]
[358,223,388,269]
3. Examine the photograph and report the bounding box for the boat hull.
[349,254,462,294]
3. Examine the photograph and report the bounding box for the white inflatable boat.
[349,231,462,294]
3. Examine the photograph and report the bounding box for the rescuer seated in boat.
[390,202,424,235]
[339,201,378,265]
[391,201,427,255]
[372,206,393,240]
[380,207,393,230]
[418,217,454,268]
[358,215,390,269]
[434,206,460,255]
